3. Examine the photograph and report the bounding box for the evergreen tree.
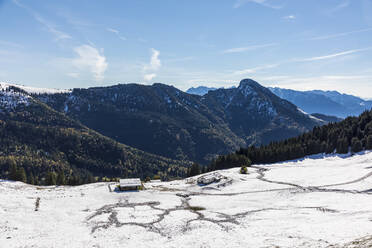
[56,171,66,185]
[188,163,201,177]
[337,137,349,154]
[34,176,39,185]
[17,167,27,183]
[28,172,35,185]
[366,135,372,150]
[9,163,18,181]
[45,172,57,185]
[351,137,362,153]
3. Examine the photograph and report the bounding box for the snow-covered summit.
[0,82,71,95]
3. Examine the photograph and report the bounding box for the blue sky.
[1,0,372,98]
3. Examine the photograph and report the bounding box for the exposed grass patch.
[187,206,206,211]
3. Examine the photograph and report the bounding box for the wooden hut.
[118,178,142,191]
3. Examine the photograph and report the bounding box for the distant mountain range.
[186,86,217,96]
[32,79,322,164]
[269,87,372,118]
[187,85,372,119]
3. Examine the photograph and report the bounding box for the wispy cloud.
[283,15,296,20]
[234,64,279,75]
[143,48,161,81]
[12,0,71,41]
[222,43,277,54]
[233,0,283,9]
[67,72,79,78]
[297,48,370,62]
[0,40,23,49]
[165,56,194,63]
[326,0,350,15]
[33,14,72,41]
[106,28,127,41]
[310,27,372,41]
[72,45,108,81]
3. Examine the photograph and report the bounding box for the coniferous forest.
[0,90,190,185]
[208,109,372,171]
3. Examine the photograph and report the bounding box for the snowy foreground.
[1,153,372,248]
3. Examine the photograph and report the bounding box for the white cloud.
[106,28,127,41]
[67,72,79,78]
[144,73,157,81]
[233,0,282,9]
[72,45,108,81]
[283,15,296,20]
[222,43,277,54]
[148,48,161,70]
[143,48,161,81]
[106,28,119,34]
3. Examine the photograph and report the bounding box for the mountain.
[0,85,190,184]
[186,86,217,95]
[35,79,323,164]
[269,87,372,118]
[208,108,372,171]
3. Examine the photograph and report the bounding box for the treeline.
[207,109,372,170]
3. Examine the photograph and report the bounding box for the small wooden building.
[119,178,142,191]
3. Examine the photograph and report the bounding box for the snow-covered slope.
[0,84,31,111]
[0,82,71,95]
[1,152,372,247]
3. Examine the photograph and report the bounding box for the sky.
[1,0,372,98]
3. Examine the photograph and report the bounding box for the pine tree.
[28,172,35,185]
[188,163,201,177]
[9,163,18,181]
[337,137,349,154]
[45,172,57,185]
[366,135,372,150]
[17,167,27,183]
[56,171,66,185]
[351,137,362,153]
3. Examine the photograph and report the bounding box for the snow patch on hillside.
[0,85,31,111]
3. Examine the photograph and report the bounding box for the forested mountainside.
[208,109,372,171]
[0,86,189,185]
[269,87,372,118]
[35,79,323,164]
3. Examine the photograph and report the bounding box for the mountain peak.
[238,79,261,89]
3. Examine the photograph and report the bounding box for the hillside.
[0,86,190,185]
[35,79,322,163]
[209,109,372,171]
[269,87,372,118]
[1,151,372,247]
